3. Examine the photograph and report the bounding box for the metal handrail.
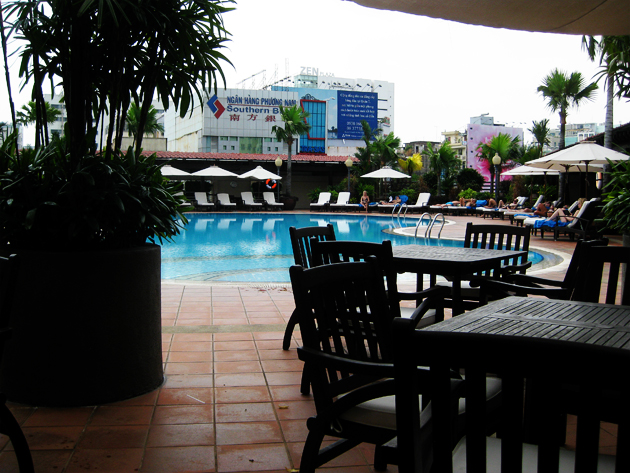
[426,213,445,239]
[414,213,433,238]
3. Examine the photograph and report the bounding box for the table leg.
[452,279,464,316]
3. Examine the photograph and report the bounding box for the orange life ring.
[266,179,277,189]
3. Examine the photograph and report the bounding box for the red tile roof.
[143,151,357,164]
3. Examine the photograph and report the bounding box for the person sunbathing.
[507,198,520,209]
[533,201,552,217]
[379,196,401,205]
[459,197,477,207]
[484,198,497,208]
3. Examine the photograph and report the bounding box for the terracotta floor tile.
[109,389,159,407]
[214,386,272,404]
[78,425,149,449]
[172,333,214,342]
[214,340,257,351]
[287,440,368,469]
[260,359,303,372]
[140,446,215,472]
[257,349,297,361]
[157,388,213,406]
[213,350,259,362]
[274,401,317,421]
[279,419,308,443]
[214,373,267,388]
[268,386,311,402]
[164,375,214,389]
[153,405,214,425]
[7,407,36,425]
[66,448,144,473]
[19,426,84,450]
[216,443,291,472]
[247,317,286,325]
[0,449,73,473]
[165,362,214,375]
[214,361,263,374]
[146,423,214,447]
[215,421,283,446]
[212,318,249,326]
[264,372,303,386]
[213,333,254,342]
[23,407,94,427]
[170,341,213,351]
[90,406,154,426]
[215,403,276,423]
[167,351,213,363]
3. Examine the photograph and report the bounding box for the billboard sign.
[337,91,378,140]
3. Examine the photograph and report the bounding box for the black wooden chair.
[309,239,445,326]
[291,260,443,472]
[0,255,34,473]
[573,245,630,305]
[436,222,531,310]
[474,239,609,304]
[393,321,630,473]
[283,224,336,351]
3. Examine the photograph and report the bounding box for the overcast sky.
[3,0,630,146]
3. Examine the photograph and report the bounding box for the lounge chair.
[262,192,284,210]
[542,198,603,241]
[402,192,431,214]
[509,195,544,226]
[241,191,263,210]
[216,193,237,210]
[194,192,215,210]
[329,191,350,211]
[309,192,331,211]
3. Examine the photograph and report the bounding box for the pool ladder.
[415,212,445,239]
[391,203,407,216]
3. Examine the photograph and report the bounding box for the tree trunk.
[286,137,293,195]
[602,70,615,191]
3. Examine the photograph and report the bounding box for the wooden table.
[423,296,630,348]
[392,245,528,315]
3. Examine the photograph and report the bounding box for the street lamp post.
[344,157,353,193]
[275,156,283,200]
[492,154,501,203]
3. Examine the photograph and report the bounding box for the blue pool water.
[160,213,543,282]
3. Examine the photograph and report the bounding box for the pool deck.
[0,212,621,472]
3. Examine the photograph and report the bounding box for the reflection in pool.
[160,213,544,283]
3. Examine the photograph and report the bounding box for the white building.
[165,70,395,157]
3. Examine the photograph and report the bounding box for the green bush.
[458,188,478,199]
[457,168,484,191]
[308,187,322,203]
[423,171,438,195]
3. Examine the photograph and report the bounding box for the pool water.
[160,213,543,282]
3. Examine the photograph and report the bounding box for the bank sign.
[207,91,297,125]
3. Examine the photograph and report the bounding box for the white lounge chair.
[404,192,431,213]
[217,193,237,210]
[329,192,350,211]
[194,192,215,210]
[241,191,263,210]
[263,192,284,210]
[310,192,331,211]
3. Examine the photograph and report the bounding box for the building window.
[275,147,279,151]
[220,136,228,141]
[267,147,271,151]
[230,136,238,141]
[264,138,272,142]
[231,146,235,150]
[222,145,227,150]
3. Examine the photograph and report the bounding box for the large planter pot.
[281,195,298,211]
[0,244,163,407]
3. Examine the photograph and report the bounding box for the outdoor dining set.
[284,221,630,472]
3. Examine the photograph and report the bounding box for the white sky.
[3,0,630,146]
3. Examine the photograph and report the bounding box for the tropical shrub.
[457,168,485,192]
[603,159,630,235]
[458,188,478,199]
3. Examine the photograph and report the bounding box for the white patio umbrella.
[160,165,192,179]
[191,165,239,178]
[237,166,282,181]
[347,0,629,35]
[502,165,560,177]
[527,142,628,198]
[360,167,410,179]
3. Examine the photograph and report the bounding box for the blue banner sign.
[337,91,378,140]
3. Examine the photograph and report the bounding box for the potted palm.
[0,0,233,406]
[272,104,311,210]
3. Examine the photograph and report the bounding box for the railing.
[415,213,445,239]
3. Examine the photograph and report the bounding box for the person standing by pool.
[361,191,370,213]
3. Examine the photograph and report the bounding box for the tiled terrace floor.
[0,213,622,472]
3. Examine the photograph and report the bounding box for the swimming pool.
[160,213,545,283]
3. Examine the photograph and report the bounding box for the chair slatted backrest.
[309,240,402,320]
[393,324,630,473]
[0,255,19,330]
[289,224,336,268]
[291,261,394,393]
[573,246,630,305]
[464,222,531,276]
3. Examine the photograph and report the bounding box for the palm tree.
[126,102,164,149]
[424,141,459,196]
[372,132,401,168]
[16,100,62,145]
[528,119,551,159]
[582,35,630,190]
[537,69,598,151]
[477,133,520,195]
[271,104,311,196]
[353,120,380,174]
